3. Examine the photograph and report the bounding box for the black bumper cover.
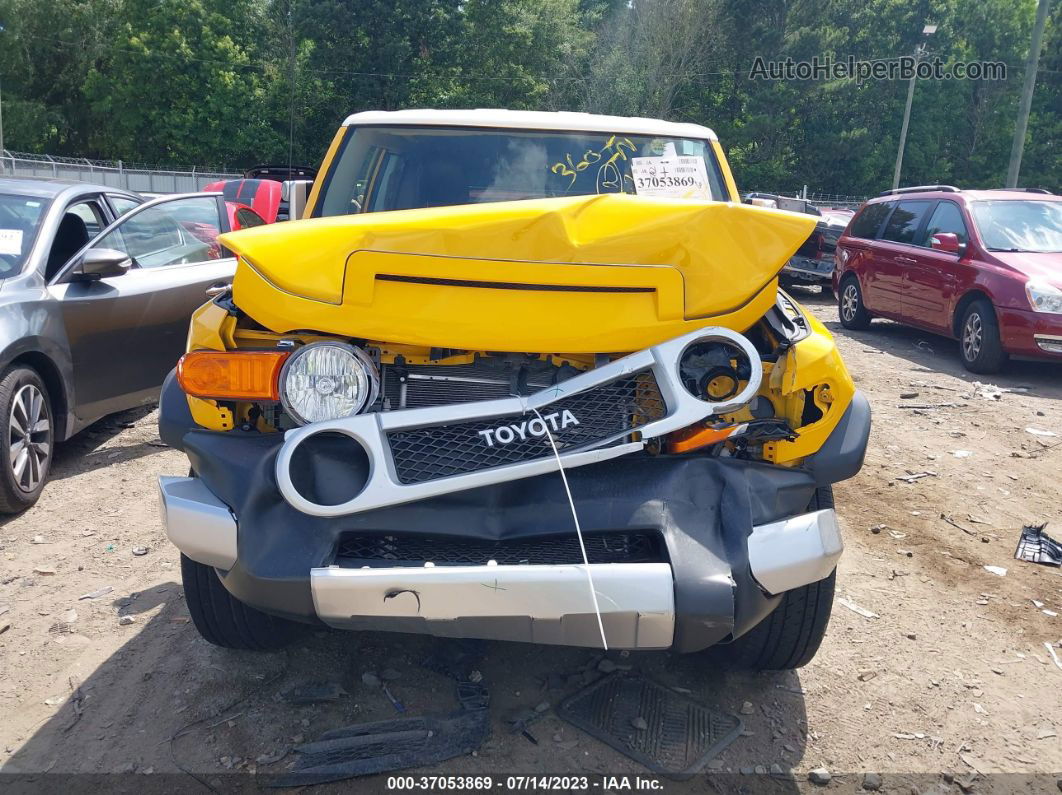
[159,371,870,653]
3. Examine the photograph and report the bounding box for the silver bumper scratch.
[310,561,676,649]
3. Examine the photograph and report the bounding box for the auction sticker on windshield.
[631,156,711,199]
[0,229,23,256]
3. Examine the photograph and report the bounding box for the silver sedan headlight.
[279,341,379,425]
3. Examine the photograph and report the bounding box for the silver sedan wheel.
[9,384,50,493]
[962,312,983,362]
[841,284,859,321]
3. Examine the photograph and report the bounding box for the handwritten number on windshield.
[550,137,636,193]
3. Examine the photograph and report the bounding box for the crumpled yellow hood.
[221,193,815,353]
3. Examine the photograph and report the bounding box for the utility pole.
[892,24,937,190]
[0,23,6,170]
[1006,0,1051,188]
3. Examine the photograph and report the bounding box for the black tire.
[0,366,54,514]
[838,276,872,330]
[959,299,1007,374]
[716,485,837,671]
[181,553,306,650]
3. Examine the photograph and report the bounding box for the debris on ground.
[983,566,1007,577]
[506,707,544,744]
[808,767,832,785]
[382,684,405,713]
[897,403,958,410]
[896,471,937,483]
[973,382,1005,401]
[422,638,485,682]
[284,683,347,704]
[1014,524,1062,567]
[941,514,977,536]
[1025,427,1058,438]
[117,616,136,625]
[557,671,741,778]
[277,681,490,786]
[862,771,882,790]
[1045,643,1062,672]
[838,597,879,619]
[255,749,288,765]
[131,546,149,556]
[78,586,113,600]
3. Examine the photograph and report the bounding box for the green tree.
[84,0,278,166]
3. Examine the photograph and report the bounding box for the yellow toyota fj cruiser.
[158,110,869,669]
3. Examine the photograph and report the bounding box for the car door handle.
[894,255,918,264]
[205,282,231,297]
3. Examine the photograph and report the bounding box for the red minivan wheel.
[959,300,1007,374]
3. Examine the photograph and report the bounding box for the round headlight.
[279,342,379,425]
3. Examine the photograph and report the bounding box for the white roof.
[341,109,718,141]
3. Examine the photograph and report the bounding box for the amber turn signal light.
[667,424,739,455]
[177,350,289,401]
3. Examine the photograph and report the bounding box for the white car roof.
[341,109,718,141]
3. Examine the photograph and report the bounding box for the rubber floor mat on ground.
[557,671,742,779]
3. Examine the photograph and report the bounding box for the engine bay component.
[679,339,755,403]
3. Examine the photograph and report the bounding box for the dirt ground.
[1,292,1061,791]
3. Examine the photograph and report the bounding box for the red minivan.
[833,186,1062,373]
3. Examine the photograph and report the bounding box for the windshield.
[315,126,727,217]
[0,193,50,277]
[970,200,1062,253]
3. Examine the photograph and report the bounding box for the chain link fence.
[0,150,241,194]
[802,191,870,209]
[747,190,870,209]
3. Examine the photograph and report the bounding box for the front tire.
[0,367,54,514]
[181,554,307,650]
[714,486,837,670]
[959,299,1007,374]
[838,277,872,330]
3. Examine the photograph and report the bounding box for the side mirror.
[281,179,312,221]
[72,248,132,280]
[930,233,962,254]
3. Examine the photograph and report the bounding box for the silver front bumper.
[311,562,675,649]
[747,509,843,595]
[158,475,237,570]
[159,473,843,648]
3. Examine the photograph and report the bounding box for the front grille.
[386,372,666,485]
[335,531,664,567]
